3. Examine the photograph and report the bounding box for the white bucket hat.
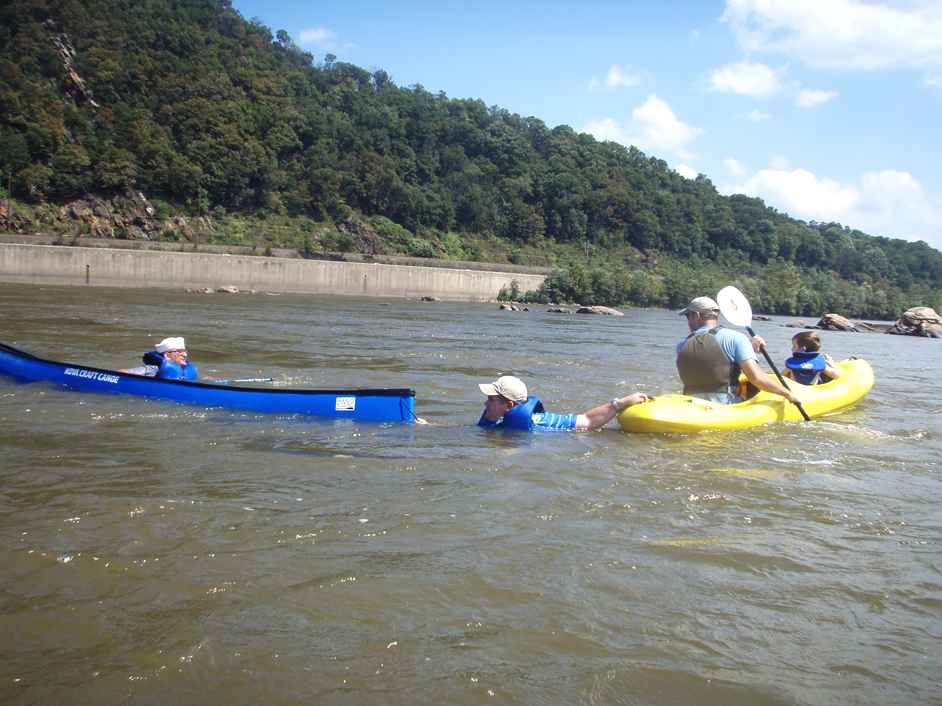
[155,337,186,353]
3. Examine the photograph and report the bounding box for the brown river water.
[0,283,940,705]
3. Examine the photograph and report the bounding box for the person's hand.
[824,353,836,366]
[751,335,766,352]
[619,392,650,409]
[784,389,802,405]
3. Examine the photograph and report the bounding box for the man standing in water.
[676,296,799,404]
[477,375,648,431]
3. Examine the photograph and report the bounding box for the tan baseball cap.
[678,296,720,315]
[478,375,528,402]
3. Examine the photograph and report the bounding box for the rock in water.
[817,313,858,331]
[887,307,942,337]
[576,305,624,316]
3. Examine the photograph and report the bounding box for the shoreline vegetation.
[3,238,938,339]
[0,0,940,322]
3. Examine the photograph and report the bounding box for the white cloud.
[606,65,642,88]
[590,65,643,90]
[581,95,703,160]
[299,26,339,50]
[746,109,772,121]
[724,157,746,176]
[927,74,942,87]
[728,167,859,220]
[724,164,942,246]
[675,164,699,179]
[709,60,783,96]
[722,0,942,76]
[582,117,630,144]
[795,88,839,107]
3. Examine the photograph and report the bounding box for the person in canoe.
[677,296,800,405]
[783,331,842,385]
[477,375,649,431]
[119,337,199,381]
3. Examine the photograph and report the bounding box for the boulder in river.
[816,313,858,332]
[576,305,624,316]
[886,307,942,338]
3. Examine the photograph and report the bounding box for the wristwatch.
[611,398,621,412]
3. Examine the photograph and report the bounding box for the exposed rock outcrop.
[54,193,214,241]
[577,305,624,316]
[886,307,942,338]
[44,20,99,108]
[816,313,858,332]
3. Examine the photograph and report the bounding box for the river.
[1,283,939,705]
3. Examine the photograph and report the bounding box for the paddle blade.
[717,285,753,328]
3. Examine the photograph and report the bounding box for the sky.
[232,0,942,250]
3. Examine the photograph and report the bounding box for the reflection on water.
[0,283,940,706]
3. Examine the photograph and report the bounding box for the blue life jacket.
[785,351,827,385]
[142,350,199,381]
[477,396,545,431]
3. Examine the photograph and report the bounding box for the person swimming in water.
[477,375,649,431]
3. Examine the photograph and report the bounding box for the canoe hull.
[0,342,415,423]
[618,358,874,433]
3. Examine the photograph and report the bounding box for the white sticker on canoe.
[335,396,356,412]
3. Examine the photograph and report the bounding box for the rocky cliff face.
[60,192,216,240]
[44,20,99,108]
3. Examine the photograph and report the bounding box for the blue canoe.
[0,341,416,423]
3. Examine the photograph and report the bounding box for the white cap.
[155,337,186,353]
[478,375,528,402]
[679,296,720,316]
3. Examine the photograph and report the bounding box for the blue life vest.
[477,396,545,431]
[142,350,199,381]
[785,351,827,385]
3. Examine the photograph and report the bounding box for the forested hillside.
[1,0,940,317]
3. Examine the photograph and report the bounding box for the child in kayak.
[783,331,842,385]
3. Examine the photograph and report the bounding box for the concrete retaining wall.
[0,244,546,301]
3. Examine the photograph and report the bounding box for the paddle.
[212,377,275,385]
[716,286,810,421]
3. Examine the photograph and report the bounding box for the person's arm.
[740,359,801,404]
[575,392,650,430]
[783,367,794,379]
[823,354,842,379]
[118,364,158,376]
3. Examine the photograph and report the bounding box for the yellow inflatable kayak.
[618,358,874,433]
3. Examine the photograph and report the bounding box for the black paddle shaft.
[746,325,811,421]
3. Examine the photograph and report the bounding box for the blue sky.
[232,0,942,250]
